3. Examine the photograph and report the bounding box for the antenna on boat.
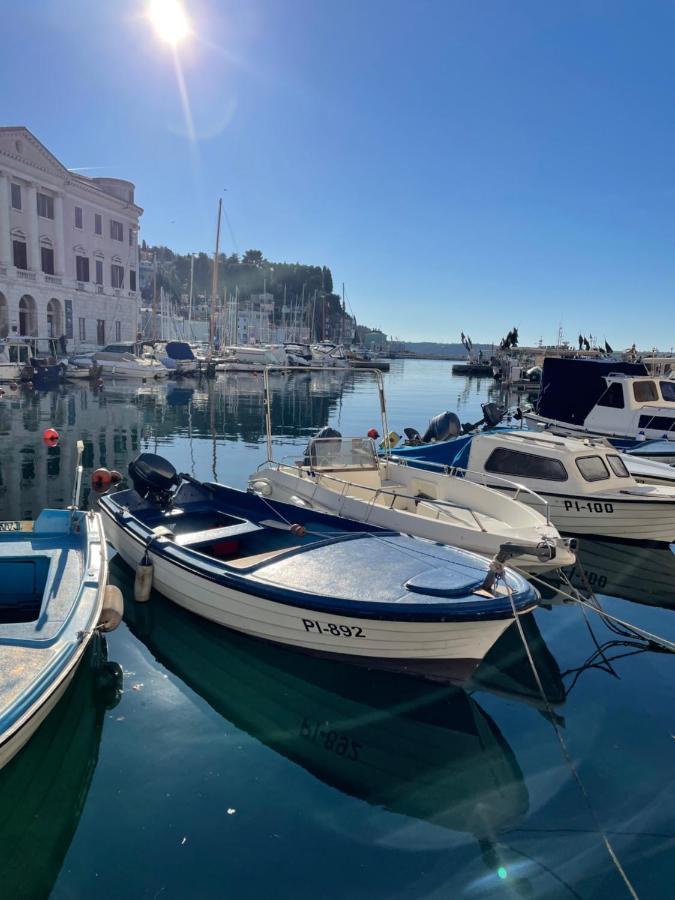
[69,440,85,526]
[264,365,273,461]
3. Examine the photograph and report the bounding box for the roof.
[537,357,647,424]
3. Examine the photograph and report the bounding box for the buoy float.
[367,427,379,439]
[97,585,124,632]
[110,470,123,485]
[91,468,112,492]
[43,427,59,445]
[290,523,307,537]
[134,553,153,603]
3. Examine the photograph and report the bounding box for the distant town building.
[0,126,142,348]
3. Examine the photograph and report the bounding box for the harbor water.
[0,360,673,899]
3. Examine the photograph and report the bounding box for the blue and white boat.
[99,453,540,680]
[158,340,200,377]
[0,443,122,769]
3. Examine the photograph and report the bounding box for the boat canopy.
[537,357,648,425]
[165,341,196,361]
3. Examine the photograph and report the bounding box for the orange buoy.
[91,468,113,492]
[43,427,59,445]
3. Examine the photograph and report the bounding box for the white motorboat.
[0,340,32,382]
[94,342,169,379]
[284,342,313,367]
[525,357,675,450]
[413,429,675,544]
[249,432,575,573]
[310,341,349,368]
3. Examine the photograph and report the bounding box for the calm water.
[0,360,673,900]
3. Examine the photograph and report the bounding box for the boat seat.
[173,521,262,548]
[226,548,292,568]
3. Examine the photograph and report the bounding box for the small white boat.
[94,342,169,379]
[0,340,31,382]
[100,453,541,679]
[250,432,575,573]
[311,342,349,368]
[405,429,675,544]
[0,443,122,769]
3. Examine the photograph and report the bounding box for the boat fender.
[134,553,154,603]
[98,585,124,632]
[251,480,272,496]
[92,468,113,492]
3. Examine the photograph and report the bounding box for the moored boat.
[94,342,169,379]
[100,453,541,679]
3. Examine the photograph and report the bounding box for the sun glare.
[147,0,191,46]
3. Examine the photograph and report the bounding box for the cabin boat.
[100,453,540,678]
[94,342,169,379]
[310,342,349,368]
[0,500,117,769]
[0,340,33,382]
[284,342,313,367]
[525,357,675,452]
[396,430,675,544]
[157,340,199,376]
[0,339,64,386]
[250,433,575,572]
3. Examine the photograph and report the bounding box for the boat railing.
[263,459,492,533]
[389,455,551,524]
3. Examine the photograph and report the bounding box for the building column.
[53,191,65,275]
[26,182,40,272]
[0,172,11,266]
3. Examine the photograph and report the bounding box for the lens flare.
[147,0,191,46]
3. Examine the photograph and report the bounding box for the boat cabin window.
[8,345,29,364]
[638,414,675,432]
[597,382,625,409]
[633,380,659,402]
[606,454,630,478]
[576,455,610,482]
[660,381,675,402]
[484,448,568,481]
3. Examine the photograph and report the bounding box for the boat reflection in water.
[571,537,675,610]
[117,558,530,845]
[0,639,122,900]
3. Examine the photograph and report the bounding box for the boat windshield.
[576,455,611,482]
[660,381,675,402]
[305,437,378,470]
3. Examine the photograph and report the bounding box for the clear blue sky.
[2,0,675,348]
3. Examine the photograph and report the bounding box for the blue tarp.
[165,341,195,361]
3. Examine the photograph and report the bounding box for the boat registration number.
[303,618,366,638]
[0,521,21,532]
[563,500,614,514]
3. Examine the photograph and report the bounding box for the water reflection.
[0,641,120,900]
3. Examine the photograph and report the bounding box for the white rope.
[500,575,640,900]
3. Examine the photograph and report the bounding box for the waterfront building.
[0,127,142,349]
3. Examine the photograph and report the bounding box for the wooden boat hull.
[101,503,528,676]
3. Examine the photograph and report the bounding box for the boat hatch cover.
[405,567,484,598]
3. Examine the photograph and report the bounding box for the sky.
[2,0,675,348]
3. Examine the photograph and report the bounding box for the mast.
[152,253,157,341]
[209,198,222,352]
[188,253,194,340]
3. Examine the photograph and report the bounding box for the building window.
[37,193,54,219]
[97,319,105,345]
[129,269,136,291]
[76,255,90,282]
[95,259,104,285]
[75,206,83,229]
[95,213,102,235]
[11,184,21,210]
[78,317,86,342]
[115,321,122,341]
[129,228,134,246]
[41,246,55,275]
[111,264,124,288]
[13,239,27,270]
[110,220,123,241]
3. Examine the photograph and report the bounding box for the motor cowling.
[422,411,461,443]
[481,402,506,428]
[128,453,180,504]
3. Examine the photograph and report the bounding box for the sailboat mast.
[210,199,222,351]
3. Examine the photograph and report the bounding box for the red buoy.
[43,427,59,445]
[367,427,380,439]
[91,468,112,492]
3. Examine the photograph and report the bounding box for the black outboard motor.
[303,427,342,467]
[128,453,181,507]
[403,427,423,445]
[482,402,506,428]
[421,411,461,443]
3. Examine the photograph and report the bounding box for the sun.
[147,0,191,46]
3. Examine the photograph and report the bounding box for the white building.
[0,126,142,349]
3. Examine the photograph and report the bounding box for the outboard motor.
[481,402,506,428]
[422,411,461,443]
[128,453,180,507]
[403,427,423,445]
[303,427,342,467]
